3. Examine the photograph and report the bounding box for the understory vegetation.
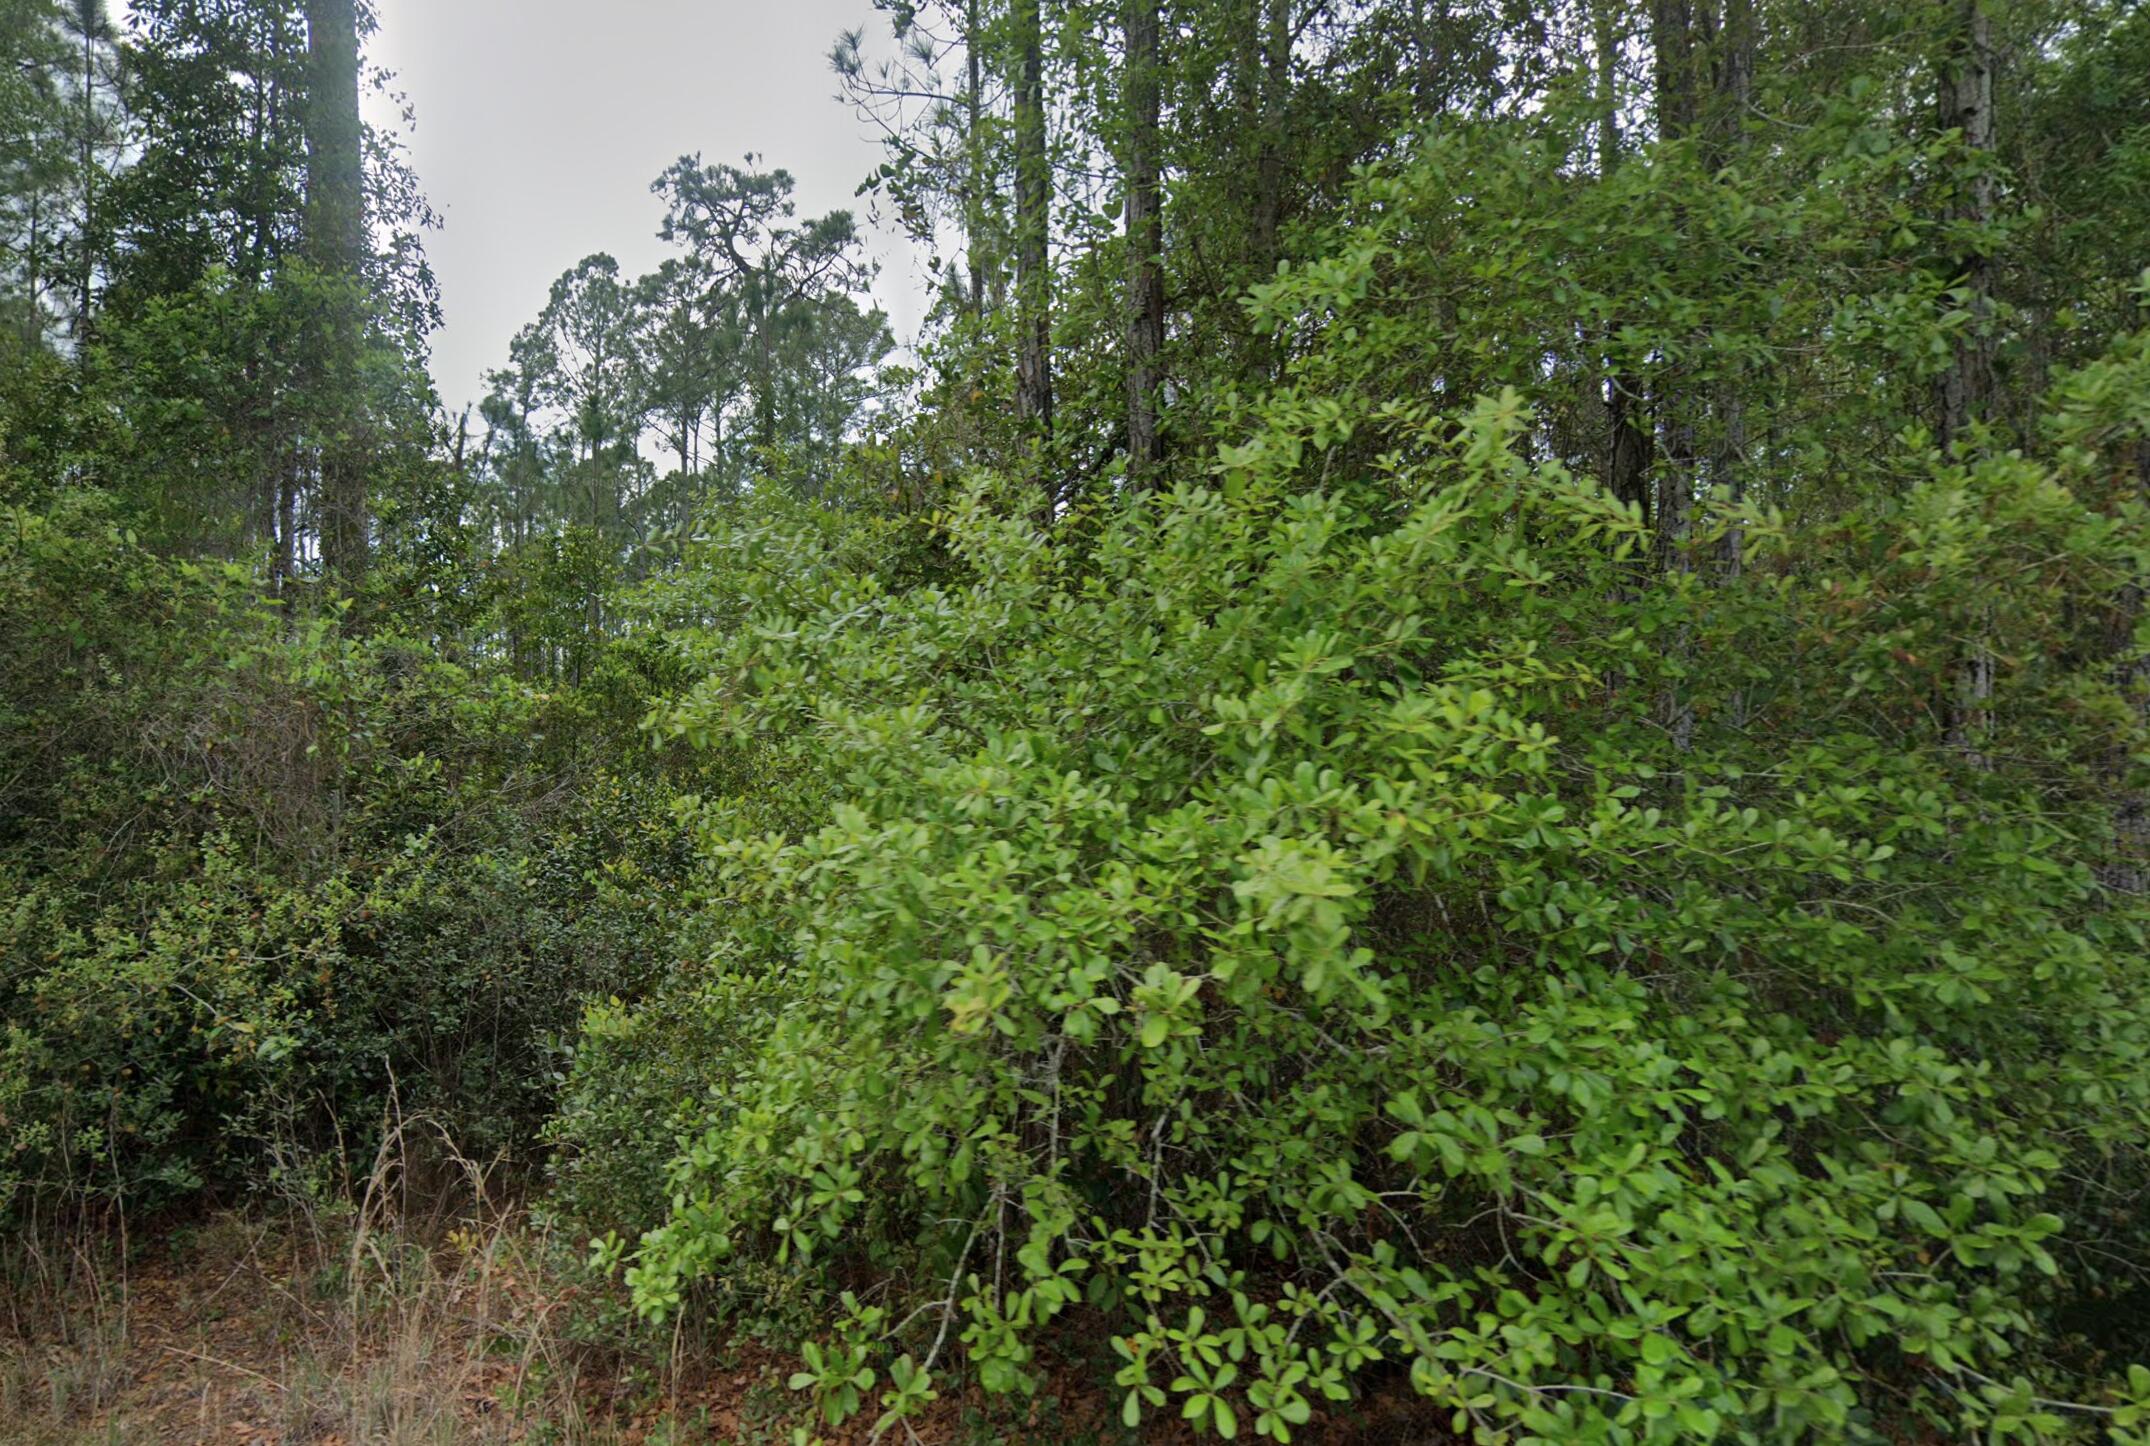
[5,0,2150,1441]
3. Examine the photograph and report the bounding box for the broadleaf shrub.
[588,359,2150,1438]
[0,494,687,1222]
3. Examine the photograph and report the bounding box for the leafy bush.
[588,352,2150,1439]
[0,495,687,1222]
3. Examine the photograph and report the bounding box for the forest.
[3,0,2150,1440]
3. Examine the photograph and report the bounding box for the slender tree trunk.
[76,12,96,343]
[1250,0,1289,274]
[1013,0,1055,511]
[1651,0,1698,577]
[1605,377,1655,531]
[274,461,297,600]
[1650,0,1703,751]
[1124,0,1165,484]
[1594,2,1654,522]
[304,0,364,278]
[1716,387,1750,578]
[761,336,778,456]
[1937,0,1994,452]
[1712,0,1753,143]
[2104,440,2150,895]
[304,0,369,591]
[966,0,987,315]
[1938,0,1996,759]
[1712,0,1754,577]
[25,190,41,343]
[248,74,273,287]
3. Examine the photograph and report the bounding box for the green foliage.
[586,344,2150,1438]
[8,0,2150,1440]
[0,493,687,1221]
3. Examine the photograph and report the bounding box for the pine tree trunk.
[1712,0,1753,144]
[26,188,42,343]
[966,0,988,315]
[76,12,96,344]
[1938,0,1996,760]
[1651,0,1703,751]
[1124,0,1165,484]
[1937,0,1994,452]
[274,462,297,601]
[1251,0,1289,274]
[1712,0,1754,577]
[1014,0,1055,513]
[304,0,368,591]
[1651,0,1698,577]
[2096,442,2150,896]
[1594,2,1654,523]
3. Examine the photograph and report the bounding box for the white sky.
[358,0,931,417]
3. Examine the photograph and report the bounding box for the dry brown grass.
[0,1115,1445,1444]
[0,1115,655,1445]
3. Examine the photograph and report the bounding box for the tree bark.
[966,0,988,315]
[2107,440,2150,895]
[1653,0,1698,135]
[1594,2,1654,523]
[1710,0,1753,148]
[304,0,369,591]
[1250,0,1290,275]
[1937,0,1996,761]
[26,190,42,345]
[1013,0,1055,512]
[1711,0,1754,577]
[273,460,297,601]
[1124,0,1165,484]
[1936,0,1994,453]
[76,2,99,343]
[1651,0,1698,577]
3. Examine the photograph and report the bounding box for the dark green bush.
[0,495,686,1221]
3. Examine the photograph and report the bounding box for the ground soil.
[1,1212,1455,1444]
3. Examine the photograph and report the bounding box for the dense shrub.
[576,345,2150,1440]
[0,495,687,1221]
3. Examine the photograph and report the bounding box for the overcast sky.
[357,0,930,416]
